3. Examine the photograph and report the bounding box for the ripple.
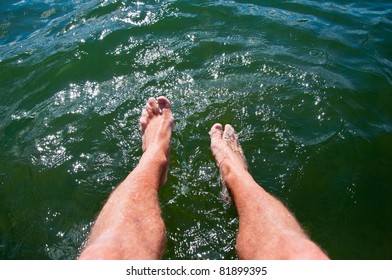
[1,0,392,260]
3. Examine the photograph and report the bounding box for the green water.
[1,0,392,259]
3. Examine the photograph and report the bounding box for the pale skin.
[79,96,173,259]
[79,96,329,260]
[209,123,329,259]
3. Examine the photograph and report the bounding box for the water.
[1,0,391,260]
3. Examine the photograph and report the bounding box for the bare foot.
[139,96,174,185]
[209,123,247,203]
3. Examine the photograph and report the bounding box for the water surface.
[1,0,392,259]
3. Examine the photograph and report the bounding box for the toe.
[140,108,149,127]
[148,97,159,115]
[157,96,172,113]
[140,108,149,120]
[209,123,223,139]
[139,116,148,135]
[223,124,236,140]
[157,96,174,127]
[145,102,154,118]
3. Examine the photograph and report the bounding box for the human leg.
[79,96,174,260]
[209,123,328,260]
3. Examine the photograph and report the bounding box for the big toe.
[157,96,174,128]
[223,124,236,141]
[209,123,223,139]
[157,96,172,112]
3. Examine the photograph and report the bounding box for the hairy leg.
[79,96,174,260]
[210,123,328,260]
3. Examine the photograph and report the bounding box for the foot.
[209,123,247,203]
[139,96,174,185]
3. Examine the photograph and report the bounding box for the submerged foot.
[139,96,174,186]
[209,123,247,204]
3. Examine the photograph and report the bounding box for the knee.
[286,240,329,260]
[78,244,121,260]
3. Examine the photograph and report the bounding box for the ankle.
[221,164,252,189]
[141,147,169,167]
